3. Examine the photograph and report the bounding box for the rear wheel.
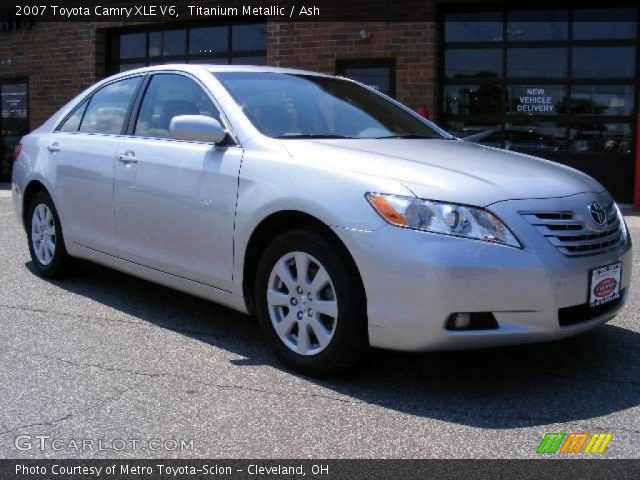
[27,191,74,278]
[255,228,368,376]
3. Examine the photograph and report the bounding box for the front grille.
[521,202,625,257]
[558,290,625,327]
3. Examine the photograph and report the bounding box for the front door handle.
[47,142,60,153]
[118,151,138,164]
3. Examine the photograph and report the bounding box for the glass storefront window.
[443,85,503,115]
[444,12,503,42]
[573,8,637,39]
[111,24,266,73]
[445,121,503,146]
[119,33,145,59]
[508,86,565,115]
[507,48,567,78]
[148,32,162,57]
[232,24,267,52]
[230,56,267,66]
[570,85,635,116]
[163,30,186,56]
[190,27,229,55]
[572,47,636,78]
[119,63,145,72]
[0,81,29,182]
[444,49,502,79]
[189,58,229,65]
[442,6,638,201]
[570,123,632,154]
[148,30,186,57]
[504,120,566,154]
[507,10,568,40]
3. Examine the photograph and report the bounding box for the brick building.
[1,2,639,205]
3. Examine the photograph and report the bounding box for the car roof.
[110,63,335,80]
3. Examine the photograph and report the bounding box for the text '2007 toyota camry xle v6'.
[12,65,632,375]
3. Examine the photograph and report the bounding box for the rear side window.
[58,100,88,132]
[79,76,141,134]
[134,74,221,139]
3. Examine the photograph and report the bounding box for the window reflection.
[504,121,565,154]
[444,12,503,42]
[190,27,229,55]
[232,24,266,52]
[446,121,502,146]
[114,25,267,72]
[573,8,637,39]
[507,10,568,40]
[444,49,502,79]
[572,47,636,78]
[571,123,632,154]
[230,56,267,66]
[443,85,503,115]
[508,48,567,78]
[119,33,145,59]
[570,85,634,116]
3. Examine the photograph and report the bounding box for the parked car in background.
[12,65,632,375]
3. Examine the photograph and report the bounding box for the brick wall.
[267,22,439,116]
[0,23,110,129]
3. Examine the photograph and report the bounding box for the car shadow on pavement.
[31,260,640,430]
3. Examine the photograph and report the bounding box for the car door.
[53,75,143,253]
[113,72,243,292]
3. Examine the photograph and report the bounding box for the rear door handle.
[47,142,60,153]
[118,151,138,164]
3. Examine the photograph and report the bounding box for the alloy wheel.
[31,203,56,266]
[266,251,338,356]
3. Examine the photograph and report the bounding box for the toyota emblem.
[588,202,607,227]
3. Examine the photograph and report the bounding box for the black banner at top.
[0,0,638,23]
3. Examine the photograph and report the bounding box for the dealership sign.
[515,88,554,113]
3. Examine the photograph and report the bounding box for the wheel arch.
[242,210,366,315]
[22,180,51,230]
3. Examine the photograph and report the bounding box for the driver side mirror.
[169,115,227,144]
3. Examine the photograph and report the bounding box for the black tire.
[255,228,368,376]
[26,190,74,278]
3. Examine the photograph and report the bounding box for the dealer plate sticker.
[589,262,622,307]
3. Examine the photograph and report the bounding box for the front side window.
[79,77,141,134]
[214,72,450,139]
[135,74,221,139]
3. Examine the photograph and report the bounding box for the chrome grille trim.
[521,202,625,257]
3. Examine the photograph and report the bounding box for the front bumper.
[334,192,632,351]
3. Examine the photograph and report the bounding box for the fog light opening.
[453,312,471,329]
[445,312,499,331]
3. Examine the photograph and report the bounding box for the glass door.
[0,81,28,182]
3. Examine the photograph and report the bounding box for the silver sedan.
[11,65,632,375]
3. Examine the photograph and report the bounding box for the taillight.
[13,144,23,162]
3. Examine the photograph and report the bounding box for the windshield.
[213,72,452,140]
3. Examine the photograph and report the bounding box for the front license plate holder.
[588,262,622,308]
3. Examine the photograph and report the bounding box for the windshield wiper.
[275,134,356,139]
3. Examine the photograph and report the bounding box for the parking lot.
[0,185,639,459]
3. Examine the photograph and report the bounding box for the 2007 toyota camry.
[11,65,632,375]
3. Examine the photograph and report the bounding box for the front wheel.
[255,228,368,376]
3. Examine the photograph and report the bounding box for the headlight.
[366,193,521,248]
[614,203,629,244]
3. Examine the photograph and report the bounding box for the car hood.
[281,138,604,206]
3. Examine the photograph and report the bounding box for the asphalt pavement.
[0,186,639,458]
